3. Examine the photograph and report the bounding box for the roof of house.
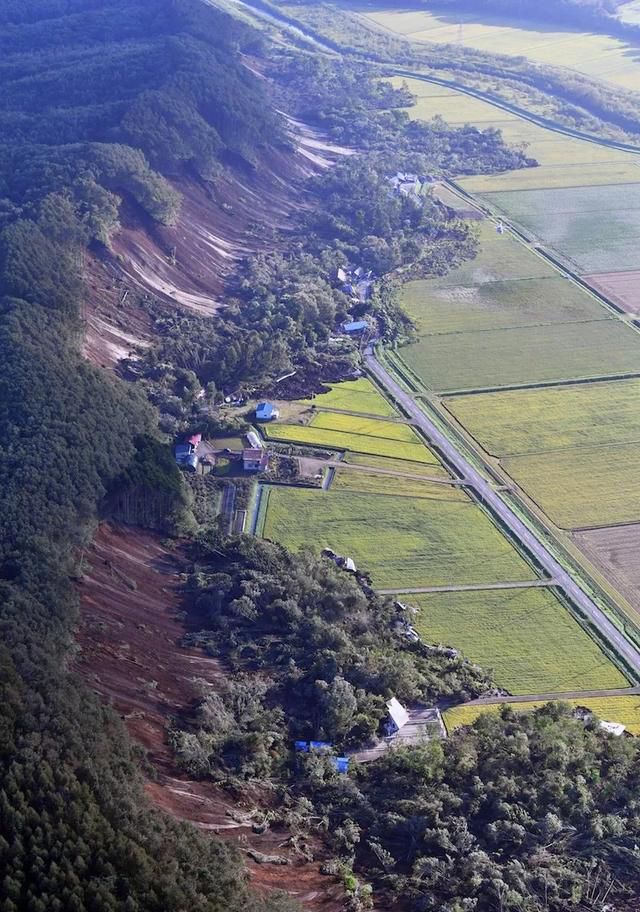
[187,433,202,446]
[243,448,265,459]
[343,320,368,333]
[175,444,192,456]
[599,720,626,736]
[256,402,274,419]
[386,697,410,731]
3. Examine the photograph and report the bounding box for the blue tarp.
[333,757,350,774]
[343,321,368,333]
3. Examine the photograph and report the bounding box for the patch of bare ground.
[583,270,640,315]
[82,114,351,369]
[574,524,640,613]
[82,249,154,370]
[75,522,343,911]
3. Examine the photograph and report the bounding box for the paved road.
[365,349,640,679]
[377,579,557,595]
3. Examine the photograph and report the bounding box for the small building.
[386,698,410,734]
[255,402,279,422]
[599,720,626,736]
[336,267,348,284]
[243,448,269,472]
[343,320,368,335]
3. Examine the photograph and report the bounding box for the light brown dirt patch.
[574,523,640,613]
[583,270,640,315]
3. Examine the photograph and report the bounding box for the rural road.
[365,348,640,679]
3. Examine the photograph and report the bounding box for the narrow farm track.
[469,686,640,705]
[377,579,557,595]
[365,348,640,680]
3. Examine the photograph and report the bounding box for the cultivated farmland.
[400,275,608,336]
[331,468,465,501]
[265,410,441,463]
[372,8,640,92]
[401,319,640,392]
[444,696,640,733]
[309,411,418,441]
[583,270,640,315]
[265,423,435,461]
[301,376,396,417]
[446,378,640,456]
[261,486,535,589]
[575,524,640,610]
[343,452,451,477]
[483,183,640,274]
[410,588,628,693]
[503,443,640,529]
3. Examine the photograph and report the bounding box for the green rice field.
[261,486,535,588]
[301,376,396,417]
[401,319,640,392]
[484,184,640,274]
[410,588,628,693]
[504,443,640,529]
[265,422,435,461]
[331,468,464,501]
[400,275,608,336]
[309,411,418,442]
[446,379,640,456]
[371,8,640,93]
[444,695,640,733]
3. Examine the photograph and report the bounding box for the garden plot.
[301,376,396,417]
[444,695,640,733]
[261,486,535,589]
[410,588,628,694]
[503,443,640,529]
[401,319,640,392]
[575,523,640,611]
[400,275,608,336]
[331,468,464,501]
[446,378,640,457]
[482,183,640,274]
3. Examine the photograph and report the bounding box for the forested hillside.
[0,1,292,909]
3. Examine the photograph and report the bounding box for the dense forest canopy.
[0,0,282,230]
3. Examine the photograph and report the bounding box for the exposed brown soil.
[583,270,640,315]
[75,522,343,910]
[574,524,640,614]
[83,121,349,369]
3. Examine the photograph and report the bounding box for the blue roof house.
[255,401,279,421]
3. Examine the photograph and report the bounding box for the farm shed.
[343,320,368,334]
[256,401,279,421]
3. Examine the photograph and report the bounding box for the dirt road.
[365,348,640,679]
